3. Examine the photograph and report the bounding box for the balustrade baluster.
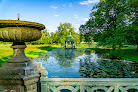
[114,85,119,92]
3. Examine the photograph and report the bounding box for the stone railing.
[40,70,138,92]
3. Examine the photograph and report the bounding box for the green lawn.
[0,44,60,66]
[77,44,138,62]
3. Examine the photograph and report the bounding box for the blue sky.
[0,0,100,33]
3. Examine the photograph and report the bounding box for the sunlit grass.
[0,44,60,66]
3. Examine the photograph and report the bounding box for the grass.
[0,44,60,66]
[77,44,138,62]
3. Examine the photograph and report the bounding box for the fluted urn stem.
[7,42,31,63]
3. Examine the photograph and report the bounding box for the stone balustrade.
[41,70,138,92]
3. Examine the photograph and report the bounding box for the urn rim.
[0,20,45,30]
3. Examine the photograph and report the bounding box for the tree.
[80,34,85,42]
[80,0,137,51]
[125,0,138,51]
[92,0,129,50]
[79,19,96,44]
[54,23,79,45]
[125,25,138,51]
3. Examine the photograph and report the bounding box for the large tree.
[80,0,138,51]
[54,23,79,45]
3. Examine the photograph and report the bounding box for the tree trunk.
[136,45,138,52]
[112,44,116,51]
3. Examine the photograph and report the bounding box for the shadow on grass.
[39,46,57,51]
[88,47,138,62]
[0,55,12,67]
[27,46,57,56]
[27,51,44,55]
[88,48,111,53]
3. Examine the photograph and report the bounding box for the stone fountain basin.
[0,20,45,42]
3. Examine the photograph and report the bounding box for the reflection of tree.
[84,49,95,55]
[55,49,75,68]
[53,48,86,68]
[37,48,86,68]
[94,51,121,60]
[35,52,50,62]
[79,54,138,78]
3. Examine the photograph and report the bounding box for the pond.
[34,48,138,78]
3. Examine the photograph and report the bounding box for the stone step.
[0,63,41,76]
[1,60,33,68]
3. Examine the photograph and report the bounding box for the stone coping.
[41,78,138,82]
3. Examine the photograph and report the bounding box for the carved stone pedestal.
[0,44,45,92]
[7,43,31,63]
[0,60,44,92]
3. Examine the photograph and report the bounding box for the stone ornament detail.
[41,70,48,78]
[0,27,42,42]
[40,76,138,92]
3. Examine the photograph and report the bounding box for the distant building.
[65,32,75,48]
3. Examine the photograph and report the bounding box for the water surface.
[34,48,138,78]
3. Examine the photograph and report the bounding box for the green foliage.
[51,23,80,45]
[29,23,80,45]
[79,20,95,43]
[80,0,138,51]
[124,25,138,46]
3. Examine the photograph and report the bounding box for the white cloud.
[80,0,100,5]
[50,6,58,9]
[74,14,79,18]
[69,3,72,7]
[83,18,89,21]
[54,14,60,17]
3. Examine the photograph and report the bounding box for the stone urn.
[0,20,45,63]
[0,20,45,92]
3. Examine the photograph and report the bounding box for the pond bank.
[77,44,138,62]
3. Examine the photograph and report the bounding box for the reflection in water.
[34,48,138,78]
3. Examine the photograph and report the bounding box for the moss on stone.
[0,20,45,30]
